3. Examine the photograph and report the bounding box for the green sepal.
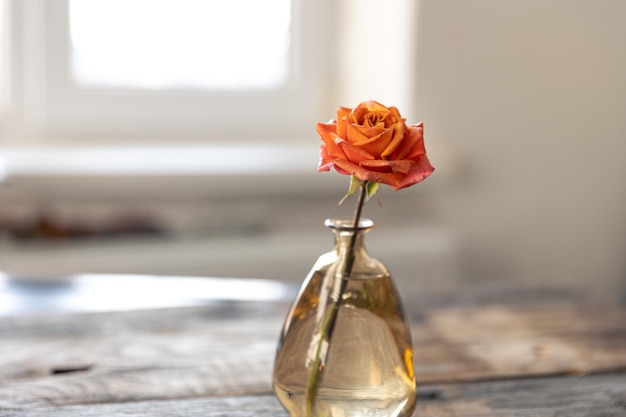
[337,176,364,206]
[366,181,380,201]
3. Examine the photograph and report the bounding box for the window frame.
[8,0,336,145]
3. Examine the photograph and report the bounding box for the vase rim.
[324,218,374,231]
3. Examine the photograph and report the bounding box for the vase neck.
[325,218,373,259]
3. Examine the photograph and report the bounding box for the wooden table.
[1,281,625,416]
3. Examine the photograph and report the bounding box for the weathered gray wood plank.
[2,374,624,417]
[0,308,283,409]
[414,303,626,383]
[1,302,624,409]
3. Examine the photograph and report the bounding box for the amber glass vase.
[273,218,416,417]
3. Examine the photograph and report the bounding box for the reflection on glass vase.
[273,218,417,417]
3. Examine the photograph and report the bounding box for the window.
[69,0,291,91]
[8,0,335,144]
[2,0,422,189]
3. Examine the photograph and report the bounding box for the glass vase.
[273,218,416,417]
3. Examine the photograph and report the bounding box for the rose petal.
[337,138,376,163]
[334,159,403,187]
[361,100,392,115]
[353,127,394,158]
[333,161,352,176]
[392,123,424,160]
[386,106,403,120]
[381,122,406,158]
[316,123,347,160]
[336,106,351,139]
[352,124,386,139]
[391,155,435,190]
[346,123,372,144]
[350,105,368,124]
[360,159,415,174]
[318,145,334,172]
[406,136,426,160]
[316,122,337,139]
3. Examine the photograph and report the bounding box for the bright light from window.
[0,0,5,105]
[69,0,291,91]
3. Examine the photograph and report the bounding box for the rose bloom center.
[362,113,386,127]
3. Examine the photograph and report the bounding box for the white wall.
[415,0,626,291]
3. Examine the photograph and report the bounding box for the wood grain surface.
[2,375,624,416]
[0,291,625,416]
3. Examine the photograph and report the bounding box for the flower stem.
[344,181,368,277]
[304,181,368,417]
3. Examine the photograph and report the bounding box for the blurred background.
[0,0,625,306]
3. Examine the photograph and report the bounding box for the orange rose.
[317,100,434,190]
